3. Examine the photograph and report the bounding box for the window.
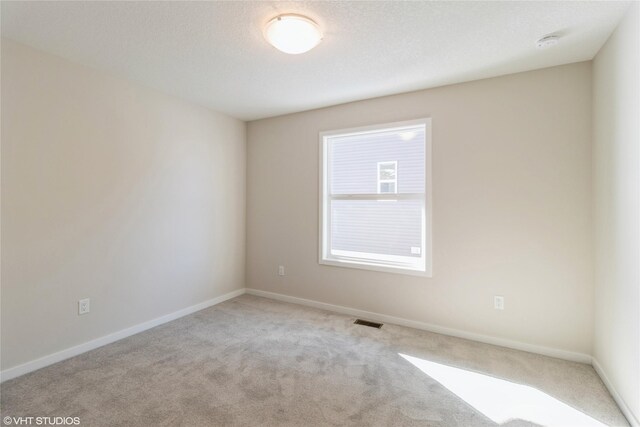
[319,119,432,276]
[377,161,397,194]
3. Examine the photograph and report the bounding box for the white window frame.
[377,161,398,194]
[319,118,433,277]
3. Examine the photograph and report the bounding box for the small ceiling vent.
[536,35,560,49]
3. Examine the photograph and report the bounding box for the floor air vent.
[354,319,383,329]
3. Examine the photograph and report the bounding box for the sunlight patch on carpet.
[399,353,605,426]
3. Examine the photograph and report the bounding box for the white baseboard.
[0,288,246,383]
[245,288,592,364]
[592,357,639,427]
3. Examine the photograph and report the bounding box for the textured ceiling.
[1,1,631,121]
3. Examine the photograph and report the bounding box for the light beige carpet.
[0,295,628,426]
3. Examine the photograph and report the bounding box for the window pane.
[379,163,396,180]
[330,199,422,258]
[379,182,396,193]
[329,126,425,195]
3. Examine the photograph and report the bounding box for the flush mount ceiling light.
[536,35,560,49]
[264,14,322,54]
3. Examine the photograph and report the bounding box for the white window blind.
[320,119,432,276]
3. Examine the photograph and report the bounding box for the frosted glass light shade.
[264,14,322,54]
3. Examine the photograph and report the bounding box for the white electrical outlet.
[278,265,285,276]
[78,298,90,315]
[494,296,504,310]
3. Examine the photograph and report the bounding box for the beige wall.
[1,40,246,370]
[247,62,593,355]
[593,3,640,424]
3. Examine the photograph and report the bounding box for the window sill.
[319,257,432,278]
